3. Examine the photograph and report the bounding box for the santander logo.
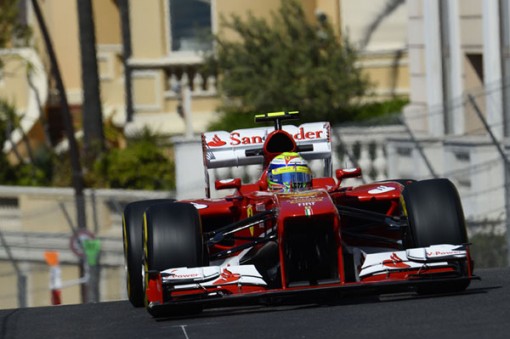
[206,128,324,147]
[207,134,227,147]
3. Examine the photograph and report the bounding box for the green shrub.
[91,139,175,190]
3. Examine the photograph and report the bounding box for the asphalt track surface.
[0,267,508,339]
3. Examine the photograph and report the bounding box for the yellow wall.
[214,0,282,42]
[214,0,333,41]
[40,0,82,98]
[23,0,409,134]
[130,0,167,58]
[93,0,121,45]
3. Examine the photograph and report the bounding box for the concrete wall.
[0,186,174,309]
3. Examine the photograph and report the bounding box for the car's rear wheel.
[144,202,206,316]
[122,199,174,307]
[401,178,470,293]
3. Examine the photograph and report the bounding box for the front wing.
[145,244,476,316]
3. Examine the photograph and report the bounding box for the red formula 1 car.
[122,111,475,317]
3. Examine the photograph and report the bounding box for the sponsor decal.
[297,202,316,207]
[213,268,241,285]
[169,273,200,279]
[207,134,227,147]
[230,132,265,146]
[368,186,396,194]
[190,202,208,210]
[289,197,324,205]
[427,250,465,257]
[287,191,318,198]
[168,269,200,279]
[382,253,410,268]
[206,127,325,147]
[283,154,299,164]
[255,203,266,212]
[292,128,324,141]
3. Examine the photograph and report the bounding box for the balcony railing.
[164,66,217,98]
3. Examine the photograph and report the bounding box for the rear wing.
[202,122,332,169]
[201,121,332,198]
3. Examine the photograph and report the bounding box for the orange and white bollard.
[44,251,62,305]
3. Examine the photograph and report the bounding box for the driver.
[267,152,312,192]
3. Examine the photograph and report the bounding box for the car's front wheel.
[401,178,470,293]
[143,202,206,316]
[122,199,174,307]
[402,178,467,248]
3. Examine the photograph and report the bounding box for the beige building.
[0,0,409,309]
[388,1,510,240]
[2,0,409,149]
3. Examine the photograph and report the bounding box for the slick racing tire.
[401,178,470,293]
[122,199,174,308]
[144,202,205,316]
[402,178,468,248]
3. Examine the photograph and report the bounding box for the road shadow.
[153,281,502,322]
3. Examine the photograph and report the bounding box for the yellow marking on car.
[400,196,408,216]
[255,111,299,119]
[267,111,286,117]
[271,165,310,175]
[247,204,254,236]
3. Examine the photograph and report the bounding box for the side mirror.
[335,167,362,183]
[215,178,242,190]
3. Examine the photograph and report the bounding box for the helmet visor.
[270,165,312,190]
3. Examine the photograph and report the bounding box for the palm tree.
[77,0,105,162]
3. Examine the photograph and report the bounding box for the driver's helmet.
[267,152,312,192]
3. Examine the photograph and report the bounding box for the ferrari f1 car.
[122,111,475,317]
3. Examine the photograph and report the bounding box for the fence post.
[0,227,27,307]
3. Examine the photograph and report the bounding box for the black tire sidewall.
[402,178,468,248]
[144,202,204,273]
[122,199,174,307]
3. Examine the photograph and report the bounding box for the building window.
[169,0,212,52]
